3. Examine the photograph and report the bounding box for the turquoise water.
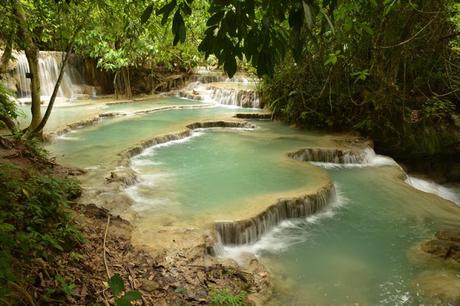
[17,96,204,132]
[43,97,460,305]
[253,166,459,305]
[48,105,254,169]
[127,126,327,219]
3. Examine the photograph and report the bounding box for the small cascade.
[188,74,227,83]
[289,147,397,168]
[208,86,260,108]
[15,51,89,101]
[289,147,369,164]
[405,176,460,205]
[214,184,334,245]
[178,82,261,108]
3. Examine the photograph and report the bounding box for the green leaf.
[207,11,225,26]
[174,287,187,294]
[302,1,313,29]
[42,234,64,251]
[115,298,131,306]
[124,290,142,301]
[109,273,125,297]
[172,11,186,45]
[157,0,177,25]
[224,54,237,78]
[141,4,154,24]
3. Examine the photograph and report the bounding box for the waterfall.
[178,81,261,108]
[188,74,227,83]
[208,87,260,108]
[215,185,349,263]
[15,51,87,101]
[288,147,397,168]
[214,184,334,245]
[288,147,369,164]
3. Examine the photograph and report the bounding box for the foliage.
[0,162,83,299]
[109,273,142,306]
[75,0,208,72]
[261,0,460,157]
[0,84,17,122]
[0,83,19,132]
[209,288,247,306]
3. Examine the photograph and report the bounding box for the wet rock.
[421,240,460,262]
[235,113,272,120]
[420,229,460,263]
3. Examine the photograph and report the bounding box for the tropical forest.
[0,0,460,305]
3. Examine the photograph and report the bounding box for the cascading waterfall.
[288,147,368,164]
[188,74,227,83]
[290,146,460,206]
[214,184,334,245]
[178,80,261,108]
[288,147,397,168]
[208,86,260,108]
[15,51,87,101]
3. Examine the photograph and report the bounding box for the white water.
[180,81,260,108]
[15,51,88,102]
[299,147,460,206]
[310,148,398,169]
[217,185,349,264]
[405,176,460,206]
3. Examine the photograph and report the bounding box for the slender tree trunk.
[13,0,42,132]
[122,67,132,100]
[25,48,42,131]
[113,71,120,99]
[33,49,72,134]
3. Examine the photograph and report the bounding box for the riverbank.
[0,137,270,305]
[4,89,459,305]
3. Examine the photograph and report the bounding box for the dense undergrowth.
[0,153,83,304]
[260,1,460,163]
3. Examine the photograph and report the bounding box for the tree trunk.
[113,71,120,99]
[13,0,42,132]
[122,67,132,100]
[33,49,72,134]
[25,48,42,132]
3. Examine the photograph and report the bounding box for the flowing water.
[44,90,460,306]
[17,96,206,132]
[223,166,460,305]
[15,51,87,101]
[126,122,333,224]
[179,81,260,108]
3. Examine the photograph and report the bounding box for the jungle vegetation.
[0,0,459,303]
[0,0,459,153]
